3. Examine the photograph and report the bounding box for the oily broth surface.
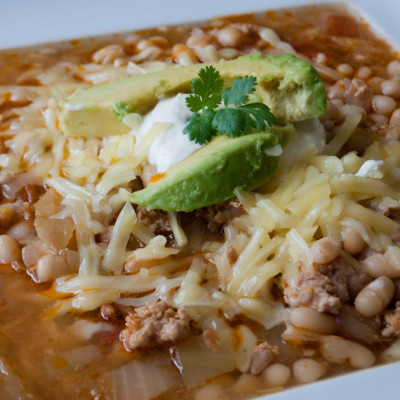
[0,3,400,400]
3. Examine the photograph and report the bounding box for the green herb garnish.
[183,66,277,145]
[111,101,138,121]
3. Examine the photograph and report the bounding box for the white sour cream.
[132,93,202,173]
[355,160,384,178]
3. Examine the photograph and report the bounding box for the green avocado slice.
[130,126,294,212]
[59,53,326,137]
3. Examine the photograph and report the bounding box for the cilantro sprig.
[183,66,277,145]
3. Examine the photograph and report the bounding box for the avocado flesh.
[130,126,294,212]
[60,53,326,137]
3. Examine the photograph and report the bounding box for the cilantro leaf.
[222,75,257,106]
[212,103,277,137]
[183,109,216,145]
[183,66,277,145]
[212,108,252,137]
[185,66,223,112]
[238,102,278,130]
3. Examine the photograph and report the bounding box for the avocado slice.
[129,126,294,212]
[60,53,326,137]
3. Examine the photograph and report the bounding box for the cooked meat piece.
[317,258,371,299]
[120,301,191,350]
[136,205,171,234]
[284,258,370,315]
[284,272,342,314]
[194,198,244,234]
[249,342,280,375]
[382,301,400,337]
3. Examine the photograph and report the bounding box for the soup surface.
[1,3,400,400]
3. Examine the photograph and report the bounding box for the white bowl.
[1,1,400,399]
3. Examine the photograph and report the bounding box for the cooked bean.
[0,234,20,264]
[354,276,394,317]
[149,36,169,49]
[372,95,397,115]
[194,384,225,400]
[92,44,125,65]
[387,60,400,77]
[290,307,338,334]
[356,66,372,80]
[310,237,342,264]
[0,205,14,227]
[187,33,210,49]
[320,335,375,368]
[216,26,243,47]
[171,44,198,65]
[7,221,35,240]
[390,108,400,127]
[218,48,240,60]
[336,63,354,77]
[382,246,400,277]
[382,79,400,98]
[327,83,345,100]
[136,39,155,51]
[263,363,291,387]
[36,253,69,282]
[369,113,389,124]
[342,228,365,254]
[292,358,326,384]
[367,76,383,93]
[315,52,327,65]
[361,252,396,278]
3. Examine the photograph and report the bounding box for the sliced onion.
[173,335,235,387]
[108,359,180,400]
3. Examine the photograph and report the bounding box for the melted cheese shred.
[2,55,400,337]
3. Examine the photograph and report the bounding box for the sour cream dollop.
[132,93,202,173]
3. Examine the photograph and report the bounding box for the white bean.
[36,253,69,282]
[356,66,372,80]
[342,228,365,255]
[355,276,394,317]
[361,253,397,278]
[292,358,326,384]
[0,234,20,264]
[367,76,383,93]
[387,60,400,77]
[92,44,125,65]
[328,84,345,100]
[263,363,291,387]
[369,113,389,124]
[194,384,225,400]
[382,79,400,98]
[216,26,243,47]
[320,336,375,368]
[372,95,397,115]
[310,237,342,264]
[290,307,338,334]
[336,63,354,77]
[383,246,400,277]
[7,221,35,240]
[390,108,400,127]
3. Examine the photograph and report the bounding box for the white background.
[1,0,400,49]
